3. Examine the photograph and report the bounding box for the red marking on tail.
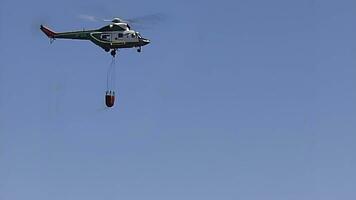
[40,25,57,38]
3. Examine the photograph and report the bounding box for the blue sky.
[1,0,356,199]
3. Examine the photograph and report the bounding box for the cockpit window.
[136,32,142,38]
[131,33,135,38]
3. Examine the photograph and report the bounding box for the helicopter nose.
[140,38,150,46]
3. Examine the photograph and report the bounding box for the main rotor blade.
[126,13,166,25]
[78,14,101,22]
[77,13,168,31]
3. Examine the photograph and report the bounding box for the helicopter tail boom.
[40,25,92,40]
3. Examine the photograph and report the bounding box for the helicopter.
[40,17,151,57]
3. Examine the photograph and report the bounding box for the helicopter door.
[100,34,111,42]
[117,33,123,41]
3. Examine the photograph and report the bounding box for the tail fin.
[40,25,57,38]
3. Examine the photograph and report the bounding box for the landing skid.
[108,47,142,57]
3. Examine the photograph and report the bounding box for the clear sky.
[1,0,356,199]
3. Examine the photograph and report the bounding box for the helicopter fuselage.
[40,22,150,56]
